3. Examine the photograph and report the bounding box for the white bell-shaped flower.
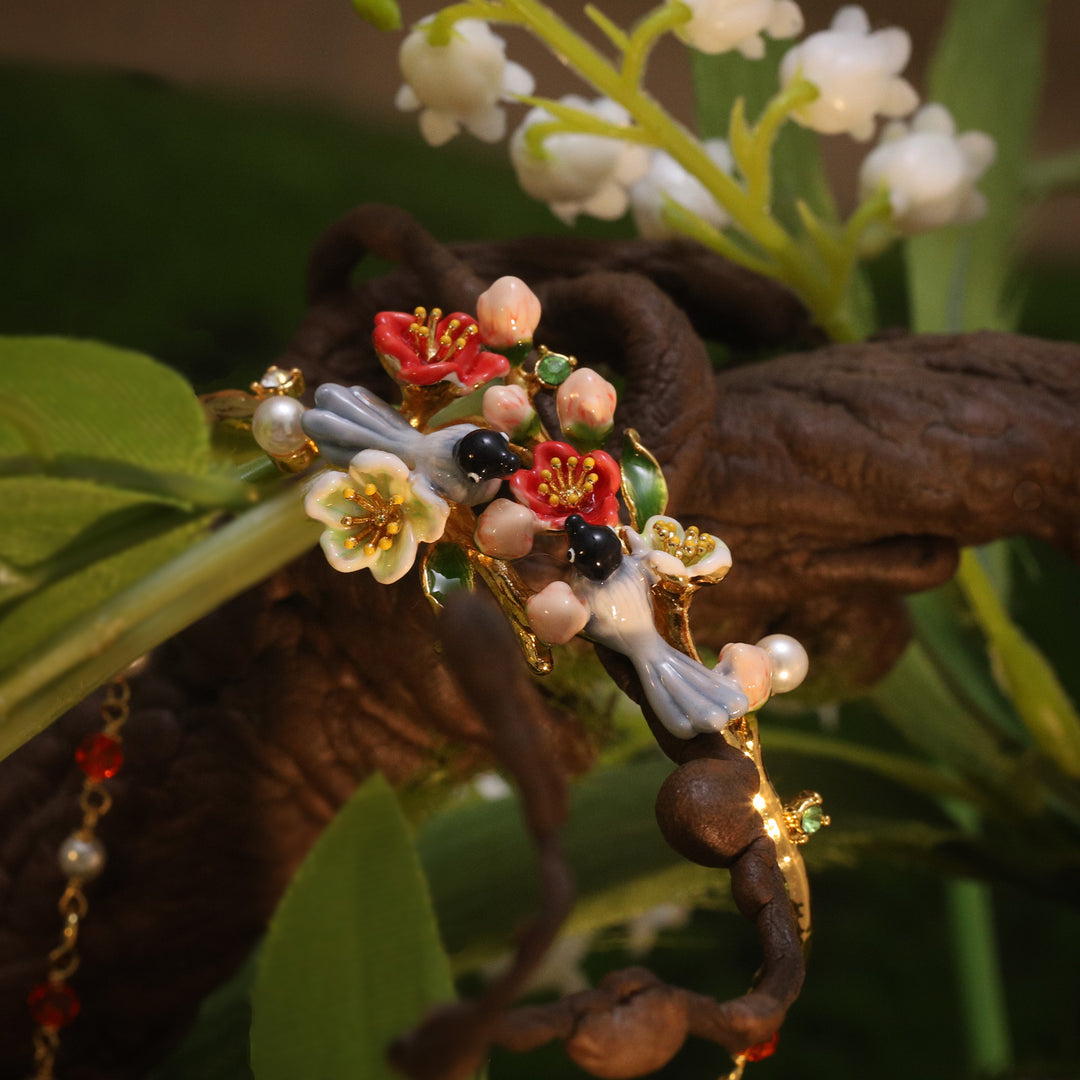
[859,104,997,233]
[779,5,918,141]
[396,19,534,146]
[630,139,735,240]
[510,96,650,224]
[678,0,803,59]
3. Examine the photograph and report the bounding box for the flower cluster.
[384,1,996,340]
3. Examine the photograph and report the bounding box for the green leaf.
[421,541,475,610]
[906,0,1047,332]
[251,774,453,1080]
[619,429,667,532]
[0,337,242,676]
[954,549,1080,779]
[348,0,401,32]
[868,642,1044,818]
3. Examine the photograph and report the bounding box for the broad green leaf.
[349,0,402,32]
[0,337,210,473]
[251,774,453,1080]
[906,0,1047,332]
[421,541,475,610]
[868,642,1044,818]
[619,429,667,532]
[0,337,246,676]
[955,549,1080,779]
[908,583,1025,742]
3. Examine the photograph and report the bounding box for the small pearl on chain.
[57,833,106,881]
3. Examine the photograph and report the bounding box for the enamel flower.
[677,0,804,58]
[556,367,618,446]
[509,96,650,224]
[779,5,919,141]
[509,440,622,531]
[374,307,510,390]
[629,139,735,241]
[305,450,449,582]
[859,104,997,233]
[395,18,535,146]
[629,515,733,582]
[476,276,543,350]
[482,384,537,437]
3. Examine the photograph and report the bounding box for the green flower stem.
[427,1,522,45]
[0,483,321,758]
[583,3,628,51]
[955,548,1080,779]
[945,801,1013,1077]
[519,98,655,159]
[660,198,776,278]
[620,2,691,88]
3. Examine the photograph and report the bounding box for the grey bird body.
[303,384,504,506]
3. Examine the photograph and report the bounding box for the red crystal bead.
[75,733,124,780]
[744,1031,779,1062]
[27,981,80,1028]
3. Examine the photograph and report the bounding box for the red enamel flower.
[374,307,510,389]
[510,440,621,529]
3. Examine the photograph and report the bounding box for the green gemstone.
[801,804,825,835]
[536,352,573,386]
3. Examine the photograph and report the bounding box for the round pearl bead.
[757,634,809,694]
[252,396,308,457]
[57,833,106,881]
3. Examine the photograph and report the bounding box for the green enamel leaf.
[906,0,1047,332]
[619,429,668,532]
[348,0,402,32]
[251,773,453,1080]
[421,541,475,610]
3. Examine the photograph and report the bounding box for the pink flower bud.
[482,383,536,435]
[526,580,589,645]
[474,498,543,560]
[476,276,542,349]
[556,367,617,434]
[718,642,773,712]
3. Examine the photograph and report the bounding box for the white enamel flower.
[628,516,733,581]
[304,449,449,582]
[779,5,918,141]
[396,19,535,147]
[509,96,650,224]
[630,139,735,240]
[859,104,997,233]
[677,0,803,59]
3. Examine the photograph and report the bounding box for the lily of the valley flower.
[482,383,538,440]
[859,104,996,233]
[779,5,918,141]
[510,96,650,224]
[305,450,449,582]
[374,307,510,390]
[556,367,618,446]
[630,139,735,240]
[629,515,733,582]
[396,18,535,146]
[476,276,543,350]
[509,440,621,530]
[677,0,804,58]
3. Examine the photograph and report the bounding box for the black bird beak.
[455,429,522,483]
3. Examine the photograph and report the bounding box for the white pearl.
[757,634,809,693]
[58,833,106,881]
[252,396,308,457]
